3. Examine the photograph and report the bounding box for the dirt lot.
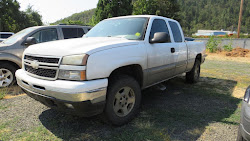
[0,54,249,141]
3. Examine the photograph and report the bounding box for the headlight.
[61,54,89,65]
[58,70,86,81]
[244,86,250,103]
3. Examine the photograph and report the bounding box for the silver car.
[0,25,91,87]
[0,32,14,42]
[237,86,250,141]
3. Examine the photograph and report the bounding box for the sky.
[17,0,99,24]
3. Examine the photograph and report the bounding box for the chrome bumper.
[16,69,108,103]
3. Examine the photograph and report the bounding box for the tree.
[0,1,43,32]
[0,0,20,32]
[25,6,43,27]
[92,0,133,25]
[133,0,180,20]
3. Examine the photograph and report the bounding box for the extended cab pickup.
[16,15,206,125]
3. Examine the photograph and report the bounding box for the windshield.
[85,17,148,40]
[2,27,36,45]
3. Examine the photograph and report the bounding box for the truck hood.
[24,37,140,57]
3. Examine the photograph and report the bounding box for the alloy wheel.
[113,87,135,117]
[0,68,13,87]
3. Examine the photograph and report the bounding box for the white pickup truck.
[16,15,206,125]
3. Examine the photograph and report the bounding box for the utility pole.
[237,0,244,38]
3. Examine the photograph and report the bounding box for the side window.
[150,19,171,43]
[169,21,183,42]
[62,28,85,39]
[30,28,58,43]
[77,28,85,37]
[1,34,12,39]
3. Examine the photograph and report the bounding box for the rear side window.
[62,28,85,39]
[169,21,183,42]
[150,19,171,43]
[30,28,58,43]
[0,34,13,39]
[77,28,85,37]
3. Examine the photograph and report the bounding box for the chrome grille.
[25,65,57,78]
[24,55,60,64]
[23,54,61,80]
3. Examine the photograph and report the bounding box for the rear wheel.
[0,63,16,88]
[104,75,141,126]
[186,59,201,83]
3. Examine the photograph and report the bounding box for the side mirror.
[150,32,170,43]
[24,37,37,46]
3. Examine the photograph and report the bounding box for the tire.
[186,59,201,83]
[0,63,17,88]
[104,75,141,126]
[237,126,245,141]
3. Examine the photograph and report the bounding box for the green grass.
[0,105,8,110]
[0,58,249,140]
[0,117,20,141]
[16,126,61,141]
[0,88,8,100]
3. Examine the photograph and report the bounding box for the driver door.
[145,19,177,86]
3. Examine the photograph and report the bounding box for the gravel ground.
[0,95,49,131]
[197,122,238,141]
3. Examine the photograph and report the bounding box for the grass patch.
[0,105,8,110]
[0,88,9,100]
[0,120,15,141]
[16,126,60,141]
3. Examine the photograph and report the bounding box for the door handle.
[171,48,175,53]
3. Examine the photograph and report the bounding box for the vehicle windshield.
[85,17,148,40]
[2,27,36,45]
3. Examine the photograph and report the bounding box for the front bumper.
[16,69,108,103]
[239,101,250,140]
[16,69,108,116]
[240,123,250,141]
[23,89,105,117]
[202,54,207,64]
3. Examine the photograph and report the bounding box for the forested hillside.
[53,0,250,35]
[178,0,250,35]
[52,9,95,25]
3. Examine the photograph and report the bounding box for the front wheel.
[186,59,201,83]
[0,63,16,88]
[104,75,141,126]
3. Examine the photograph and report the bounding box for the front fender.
[86,44,147,80]
[0,53,22,68]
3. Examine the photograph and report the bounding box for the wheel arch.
[195,53,202,62]
[0,60,21,70]
[108,64,144,88]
